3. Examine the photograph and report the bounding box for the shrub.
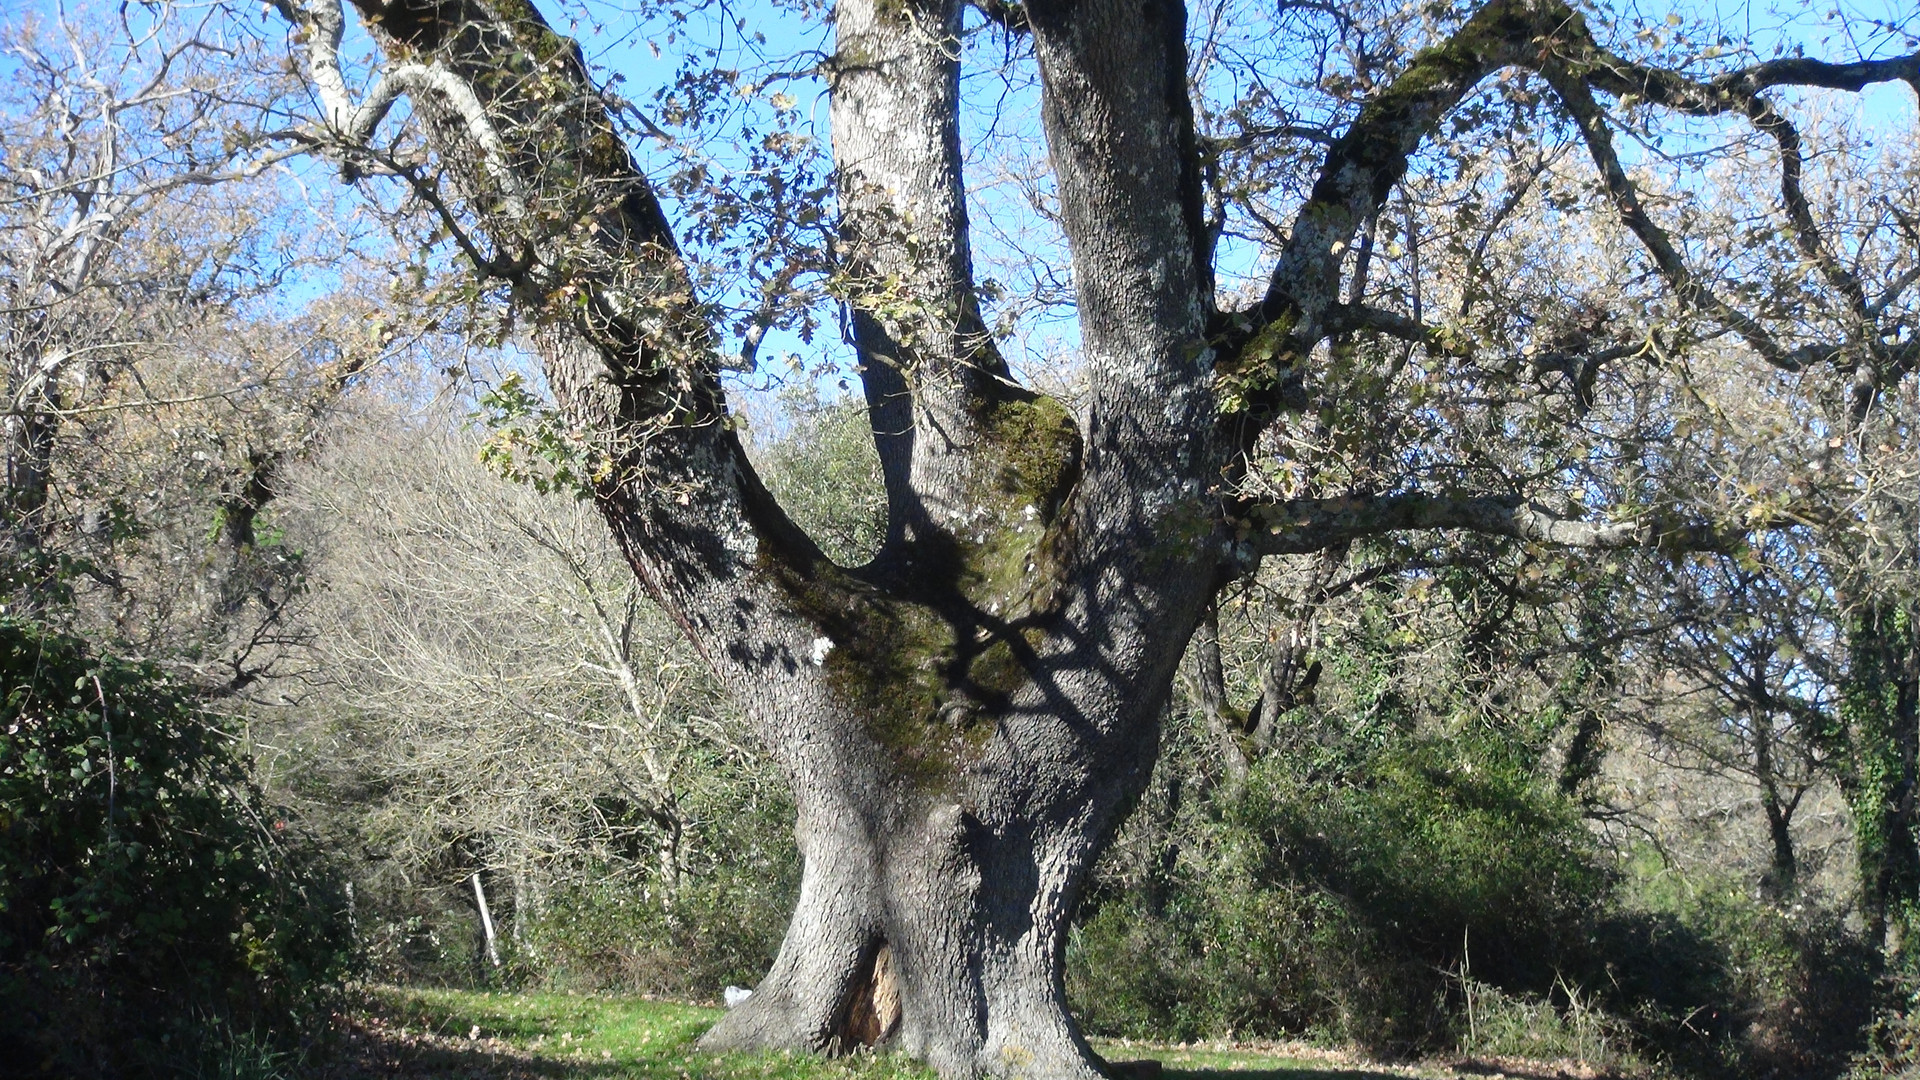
[521,859,798,998]
[1068,697,1883,1076]
[515,785,801,998]
[1069,722,1607,1055]
[0,619,350,1076]
[1596,865,1880,1079]
[1454,976,1639,1071]
[1850,964,1920,1078]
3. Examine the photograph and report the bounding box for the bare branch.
[1241,491,1748,556]
[1225,0,1568,428]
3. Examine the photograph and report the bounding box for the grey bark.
[829,0,1014,546]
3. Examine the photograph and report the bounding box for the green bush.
[1596,864,1880,1079]
[516,784,800,998]
[1068,699,1881,1076]
[1069,725,1606,1054]
[0,619,350,1076]
[521,858,798,998]
[1850,963,1920,1078]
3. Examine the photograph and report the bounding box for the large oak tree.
[270,0,1918,1075]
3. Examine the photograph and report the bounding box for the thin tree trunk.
[1746,707,1798,900]
[1190,602,1250,790]
[3,344,62,606]
[1759,782,1799,900]
[1247,545,1346,748]
[472,872,502,968]
[1557,593,1620,801]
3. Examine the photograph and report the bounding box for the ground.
[305,987,1626,1080]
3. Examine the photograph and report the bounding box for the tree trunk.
[701,714,1164,1077]
[302,0,1219,1070]
[1840,602,1920,953]
[1759,781,1799,900]
[1746,704,1800,901]
[2,343,62,604]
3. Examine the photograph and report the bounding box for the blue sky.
[4,0,1913,425]
[525,0,1917,407]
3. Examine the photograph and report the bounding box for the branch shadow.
[1152,1060,1413,1068]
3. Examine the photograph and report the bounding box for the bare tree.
[0,7,302,595]
[284,409,748,919]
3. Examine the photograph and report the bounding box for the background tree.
[0,7,390,695]
[278,405,794,986]
[2,9,283,576]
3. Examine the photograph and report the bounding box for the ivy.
[1834,602,1920,947]
[474,372,612,499]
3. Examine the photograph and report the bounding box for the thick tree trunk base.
[699,803,1119,1080]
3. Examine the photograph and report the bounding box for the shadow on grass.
[318,1038,1412,1080]
[1113,1050,1419,1080]
[319,1024,569,1079]
[328,989,1427,1080]
[1161,1068,1413,1080]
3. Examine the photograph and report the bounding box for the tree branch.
[1573,49,1920,109]
[277,0,841,643]
[1224,0,1564,430]
[1528,14,1918,374]
[831,0,1032,551]
[1025,0,1217,513]
[1222,0,1920,432]
[1241,491,1748,556]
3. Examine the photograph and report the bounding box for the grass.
[317,986,1574,1080]
[327,986,930,1079]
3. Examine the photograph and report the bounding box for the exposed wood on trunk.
[834,941,901,1049]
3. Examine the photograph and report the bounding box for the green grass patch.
[351,986,935,1080]
[344,987,1495,1080]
